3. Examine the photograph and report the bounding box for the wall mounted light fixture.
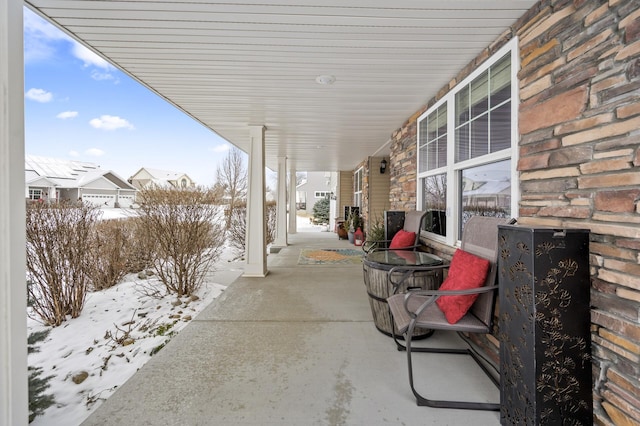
[380,159,387,174]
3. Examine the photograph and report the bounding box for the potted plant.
[363,214,385,252]
[346,211,363,244]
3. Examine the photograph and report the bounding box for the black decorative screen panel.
[384,210,405,241]
[498,225,592,425]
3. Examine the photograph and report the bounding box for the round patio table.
[363,250,446,338]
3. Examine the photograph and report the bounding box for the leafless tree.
[423,174,447,209]
[136,187,225,296]
[26,201,101,326]
[216,147,247,227]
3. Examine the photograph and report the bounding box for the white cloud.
[90,70,117,82]
[89,115,134,131]
[24,9,119,85]
[25,88,53,103]
[72,43,112,70]
[23,8,73,63]
[85,148,105,157]
[68,150,80,157]
[57,111,78,119]
[210,144,230,153]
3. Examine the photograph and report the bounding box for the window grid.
[416,38,518,244]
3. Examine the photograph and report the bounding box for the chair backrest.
[459,216,512,327]
[402,211,428,248]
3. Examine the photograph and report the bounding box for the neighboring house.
[25,155,137,208]
[295,171,334,215]
[128,167,195,190]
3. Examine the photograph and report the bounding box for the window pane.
[490,53,511,108]
[456,124,470,162]
[471,115,489,158]
[436,104,447,138]
[437,135,447,168]
[419,105,447,172]
[460,160,511,236]
[422,174,447,237]
[455,87,469,126]
[419,117,429,173]
[470,72,489,119]
[426,115,435,142]
[490,101,511,153]
[427,141,437,169]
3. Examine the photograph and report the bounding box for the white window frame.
[28,188,42,200]
[314,191,330,199]
[417,37,520,246]
[354,167,363,207]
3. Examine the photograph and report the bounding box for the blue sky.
[23,7,233,186]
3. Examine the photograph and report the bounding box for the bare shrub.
[136,187,225,296]
[125,217,157,274]
[88,219,130,291]
[26,201,101,326]
[266,201,276,245]
[227,203,247,257]
[227,200,277,258]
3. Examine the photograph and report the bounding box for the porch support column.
[244,125,268,277]
[273,156,288,248]
[0,1,28,424]
[288,163,297,234]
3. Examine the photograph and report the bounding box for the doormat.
[298,248,363,265]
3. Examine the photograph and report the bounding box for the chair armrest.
[369,243,423,253]
[362,239,391,253]
[403,285,499,318]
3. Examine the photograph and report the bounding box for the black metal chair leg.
[405,321,500,411]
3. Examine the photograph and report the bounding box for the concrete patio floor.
[82,230,500,426]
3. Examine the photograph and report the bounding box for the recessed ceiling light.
[315,75,336,85]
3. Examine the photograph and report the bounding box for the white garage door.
[82,194,116,207]
[117,195,135,208]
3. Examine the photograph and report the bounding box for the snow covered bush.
[26,201,100,326]
[136,187,225,296]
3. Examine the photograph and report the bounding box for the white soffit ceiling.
[25,0,537,171]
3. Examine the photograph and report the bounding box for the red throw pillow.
[436,249,490,324]
[389,229,416,249]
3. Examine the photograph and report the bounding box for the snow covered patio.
[82,230,500,426]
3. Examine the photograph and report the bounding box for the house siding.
[338,171,353,220]
[367,156,391,233]
[296,172,332,215]
[386,0,640,423]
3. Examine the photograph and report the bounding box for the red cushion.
[436,249,490,324]
[389,229,416,249]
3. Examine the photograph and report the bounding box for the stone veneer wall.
[386,1,640,424]
[389,110,422,212]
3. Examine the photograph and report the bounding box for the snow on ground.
[28,277,228,426]
[27,210,329,425]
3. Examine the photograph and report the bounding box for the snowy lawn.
[28,275,229,426]
[28,209,322,425]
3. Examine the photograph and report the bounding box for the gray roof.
[25,155,136,190]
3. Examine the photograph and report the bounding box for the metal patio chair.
[387,216,514,410]
[362,210,428,253]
